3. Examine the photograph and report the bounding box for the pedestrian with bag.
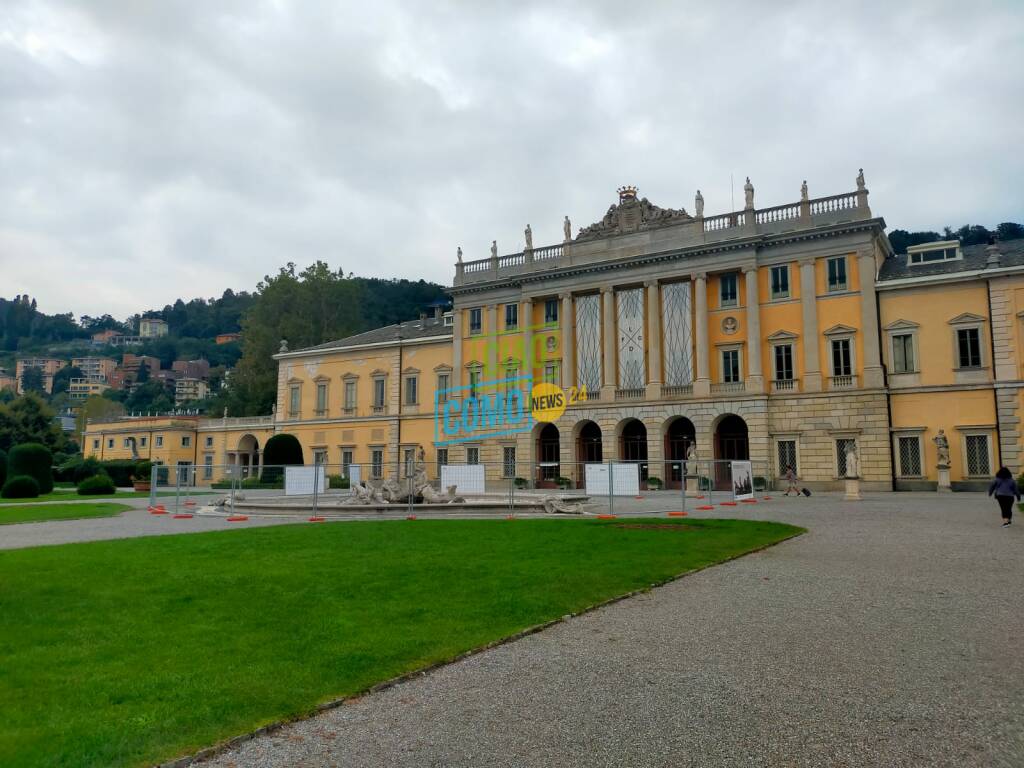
[987,466,1020,528]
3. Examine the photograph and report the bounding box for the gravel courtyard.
[196,492,1024,768]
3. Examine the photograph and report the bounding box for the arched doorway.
[714,414,749,489]
[235,434,260,479]
[536,423,560,487]
[619,419,649,485]
[663,417,696,489]
[575,420,602,488]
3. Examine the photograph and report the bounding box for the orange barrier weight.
[741,499,758,504]
[720,501,737,506]
[406,515,417,521]
[634,496,645,500]
[696,505,714,510]
[667,511,688,517]
[172,513,193,519]
[150,509,168,515]
[183,501,197,507]
[505,515,516,520]
[226,515,248,522]
[596,514,617,520]
[308,516,326,523]
[762,496,772,500]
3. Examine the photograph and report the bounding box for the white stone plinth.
[844,477,862,501]
[937,466,951,492]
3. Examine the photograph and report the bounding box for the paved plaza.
[3,492,1022,766]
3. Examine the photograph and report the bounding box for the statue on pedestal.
[933,430,951,468]
[563,215,572,242]
[856,168,866,190]
[743,177,755,209]
[845,442,860,479]
[801,180,808,202]
[491,240,498,259]
[456,246,462,263]
[524,224,533,251]
[695,190,704,217]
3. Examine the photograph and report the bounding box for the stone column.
[858,250,885,389]
[451,308,463,389]
[601,286,616,398]
[521,298,533,381]
[486,304,498,381]
[743,265,764,393]
[646,280,662,399]
[799,259,822,392]
[560,293,574,390]
[693,273,711,397]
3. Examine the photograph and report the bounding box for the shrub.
[555,476,572,490]
[8,443,54,494]
[0,447,7,488]
[646,476,663,489]
[328,474,350,490]
[2,474,40,499]
[513,477,528,489]
[261,434,303,483]
[97,460,139,488]
[753,476,767,491]
[77,474,116,496]
[134,461,154,483]
[698,475,712,491]
[71,457,104,484]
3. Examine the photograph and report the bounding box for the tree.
[75,395,126,436]
[0,394,66,452]
[19,366,45,395]
[996,222,1024,241]
[8,442,54,494]
[124,381,173,414]
[50,365,84,397]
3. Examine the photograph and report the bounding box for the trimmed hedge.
[0,448,7,488]
[77,474,117,496]
[2,474,41,499]
[8,443,53,495]
[328,474,350,490]
[261,434,303,483]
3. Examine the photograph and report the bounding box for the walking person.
[987,466,1020,527]
[783,465,800,497]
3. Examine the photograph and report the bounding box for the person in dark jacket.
[987,467,1020,527]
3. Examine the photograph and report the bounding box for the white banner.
[285,465,327,496]
[347,464,361,491]
[441,464,485,495]
[584,463,640,496]
[730,460,754,500]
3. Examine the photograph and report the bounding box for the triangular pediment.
[884,319,920,331]
[948,312,986,325]
[766,329,799,341]
[433,363,453,373]
[823,323,858,336]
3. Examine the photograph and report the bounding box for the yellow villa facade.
[83,174,1024,491]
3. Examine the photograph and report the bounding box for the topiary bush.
[8,443,54,494]
[77,473,116,496]
[555,476,572,490]
[646,476,663,490]
[261,433,304,483]
[2,474,40,499]
[328,474,350,490]
[0,447,7,488]
[513,477,528,489]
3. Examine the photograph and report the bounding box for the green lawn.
[0,502,132,525]
[0,517,802,768]
[0,490,213,505]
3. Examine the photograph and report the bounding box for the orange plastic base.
[720,501,737,506]
[667,511,688,517]
[150,509,168,515]
[226,515,248,522]
[596,514,617,520]
[172,513,193,519]
[183,501,197,507]
[308,516,326,522]
[741,499,758,504]
[406,515,417,521]
[762,496,772,500]
[696,505,715,510]
[505,514,515,520]
[634,495,645,499]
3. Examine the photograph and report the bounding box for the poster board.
[346,464,361,490]
[584,463,640,496]
[441,464,485,495]
[285,465,327,496]
[730,460,754,500]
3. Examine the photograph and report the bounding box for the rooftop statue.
[801,180,808,202]
[563,215,572,242]
[524,224,533,251]
[491,240,498,259]
[457,246,463,263]
[576,186,693,242]
[695,190,704,217]
[744,176,754,208]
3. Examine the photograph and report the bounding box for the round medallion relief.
[722,316,738,335]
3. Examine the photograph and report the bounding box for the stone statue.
[686,443,697,462]
[844,442,859,479]
[695,190,704,217]
[563,215,571,242]
[934,430,951,467]
[856,168,866,190]
[743,177,754,208]
[457,246,463,263]
[223,407,228,419]
[278,339,288,353]
[524,224,533,251]
[491,240,498,259]
[801,180,808,201]
[541,495,584,514]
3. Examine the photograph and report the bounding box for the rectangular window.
[827,257,847,292]
[505,303,518,330]
[403,448,416,477]
[831,339,853,377]
[315,382,327,415]
[155,435,163,447]
[313,449,328,466]
[93,439,100,450]
[836,438,856,477]
[544,298,559,324]
[436,448,448,477]
[371,449,383,479]
[909,246,959,265]
[543,362,560,385]
[203,455,213,480]
[719,273,738,307]
[436,373,450,402]
[107,438,114,449]
[181,436,191,447]
[502,446,516,478]
[341,449,354,477]
[140,436,148,447]
[467,446,480,465]
[344,380,357,410]
[123,438,131,448]
[469,368,481,397]
[897,436,922,477]
[469,308,482,334]
[770,265,790,299]
[777,440,797,476]
[289,385,300,415]
[203,436,212,448]
[404,376,418,405]
[965,434,991,476]
[722,349,740,383]
[774,344,794,381]
[373,378,386,408]
[892,334,915,373]
[957,328,982,368]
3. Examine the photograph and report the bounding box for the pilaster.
[451,308,463,389]
[521,298,533,380]
[857,251,884,388]
[560,292,575,390]
[799,259,822,392]
[743,265,764,394]
[646,280,662,400]
[486,304,498,381]
[693,272,711,397]
[601,286,616,399]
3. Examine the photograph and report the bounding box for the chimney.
[433,305,443,321]
[419,312,427,328]
[986,237,1002,268]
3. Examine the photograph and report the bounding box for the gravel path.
[199,493,1024,768]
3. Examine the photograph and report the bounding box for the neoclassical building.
[83,174,1024,491]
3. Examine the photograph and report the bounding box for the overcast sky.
[2,1,1022,319]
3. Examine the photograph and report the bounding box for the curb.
[162,524,806,767]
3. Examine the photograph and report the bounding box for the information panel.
[285,466,327,496]
[730,460,754,501]
[441,464,486,495]
[584,463,640,496]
